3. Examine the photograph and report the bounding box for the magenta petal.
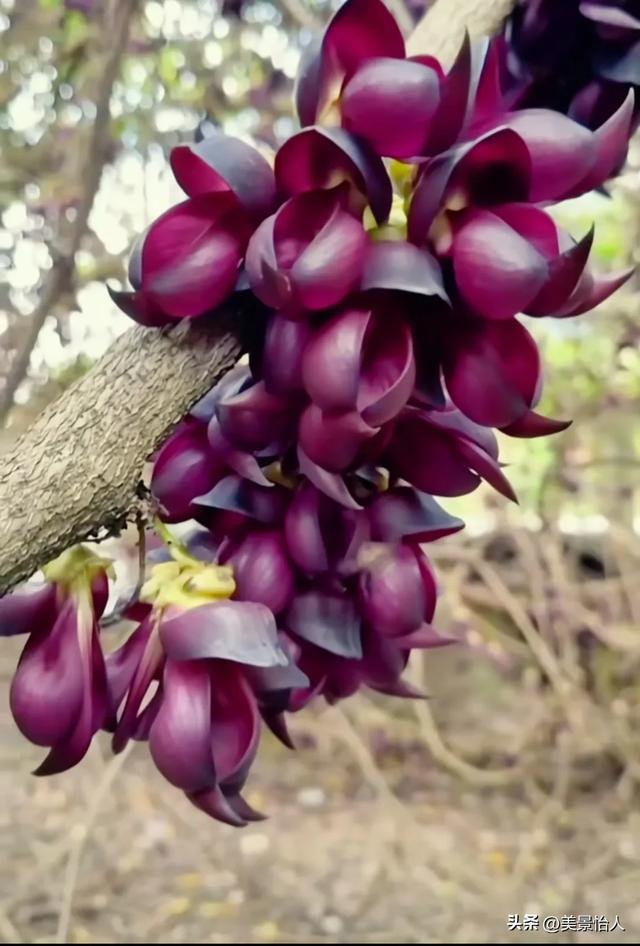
[149,661,216,791]
[192,364,252,424]
[210,664,261,782]
[188,785,248,827]
[302,307,415,426]
[297,0,405,124]
[298,446,362,510]
[105,617,155,726]
[388,411,481,497]
[207,419,273,488]
[299,404,377,473]
[302,308,368,413]
[193,476,287,524]
[244,215,283,308]
[285,481,367,576]
[141,194,246,318]
[504,110,595,201]
[220,530,296,615]
[570,91,635,195]
[249,190,367,312]
[151,420,224,523]
[425,33,472,155]
[112,622,163,753]
[275,126,392,225]
[444,319,541,427]
[408,128,532,242]
[10,599,84,747]
[358,315,416,426]
[359,545,431,638]
[161,601,284,666]
[369,486,465,543]
[493,204,560,257]
[286,589,362,659]
[453,210,548,319]
[262,314,313,395]
[526,227,594,316]
[502,410,572,439]
[216,380,296,452]
[285,196,367,310]
[295,38,324,127]
[342,58,440,158]
[0,582,56,637]
[554,267,634,317]
[456,437,517,503]
[170,134,276,220]
[361,240,449,302]
[323,0,405,79]
[427,405,499,458]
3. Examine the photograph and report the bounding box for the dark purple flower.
[388,405,517,501]
[284,481,368,575]
[358,543,441,644]
[302,305,416,427]
[501,0,640,129]
[245,188,368,314]
[4,549,110,775]
[274,126,392,225]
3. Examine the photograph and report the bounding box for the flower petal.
[444,318,541,427]
[141,194,247,318]
[160,600,285,666]
[361,240,449,302]
[388,410,481,497]
[216,380,297,453]
[149,661,216,791]
[285,481,367,576]
[369,485,465,543]
[262,314,313,395]
[359,544,433,638]
[286,589,362,658]
[295,0,405,125]
[220,530,296,614]
[170,134,276,220]
[501,410,572,438]
[299,404,378,473]
[453,210,548,319]
[210,663,261,782]
[504,109,595,201]
[193,476,287,524]
[342,57,441,158]
[275,126,392,225]
[151,420,224,523]
[0,582,56,637]
[298,446,362,510]
[10,598,83,747]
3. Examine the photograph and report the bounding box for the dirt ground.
[2,610,640,946]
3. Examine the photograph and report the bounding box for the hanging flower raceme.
[2,0,636,828]
[500,0,640,129]
[105,534,298,826]
[0,547,111,775]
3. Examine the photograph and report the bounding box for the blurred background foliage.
[2,2,640,944]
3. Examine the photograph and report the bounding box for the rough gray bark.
[0,0,516,595]
[0,306,251,594]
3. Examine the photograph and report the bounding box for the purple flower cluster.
[0,0,635,826]
[501,0,640,129]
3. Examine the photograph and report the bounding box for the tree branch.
[0,0,138,424]
[0,0,516,595]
